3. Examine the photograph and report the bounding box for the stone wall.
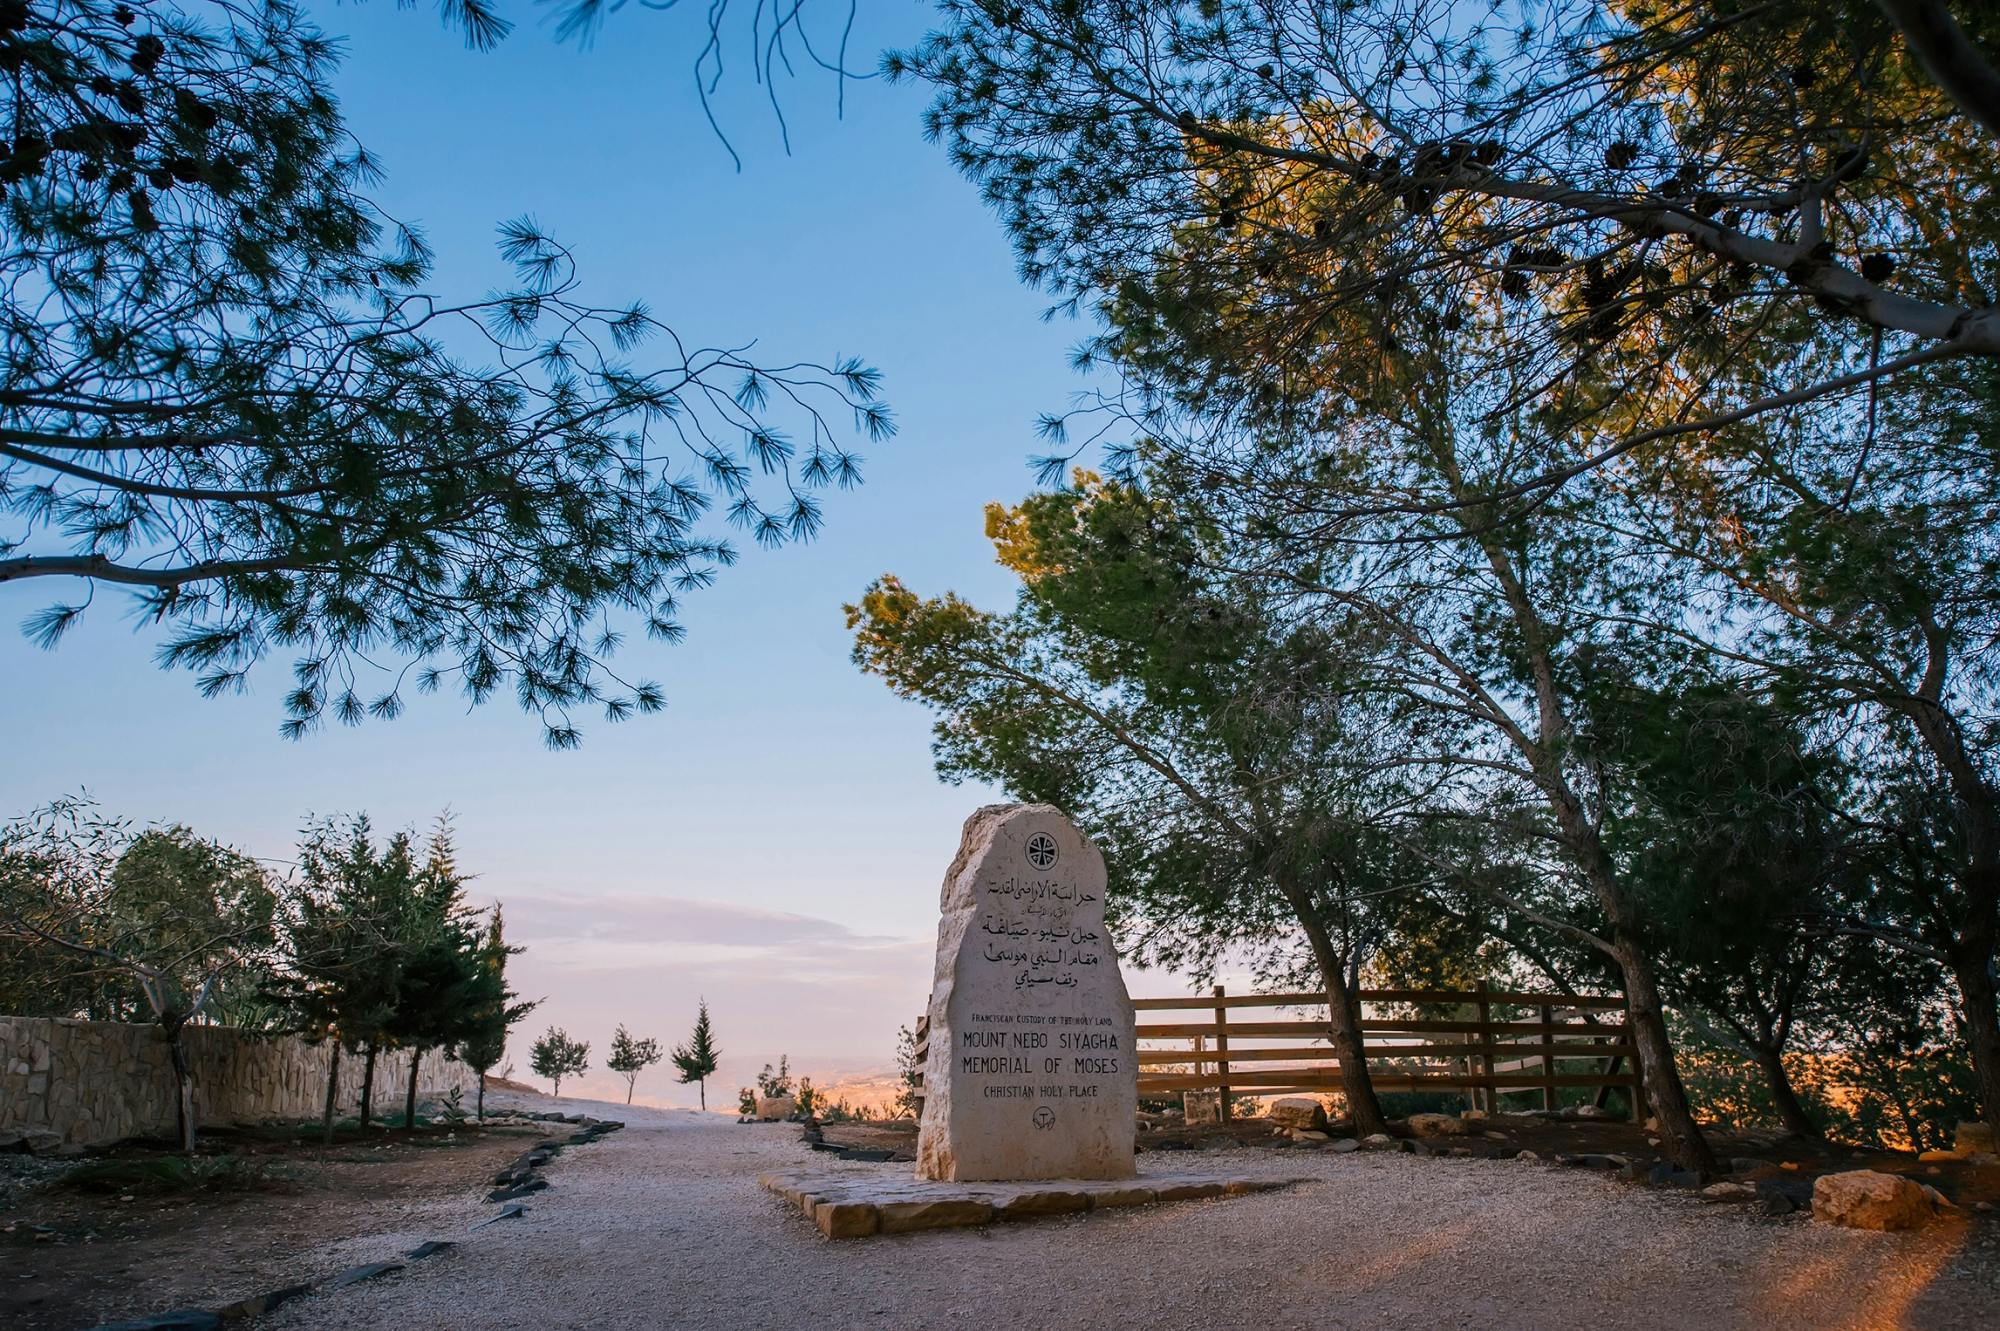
[0,1016,478,1149]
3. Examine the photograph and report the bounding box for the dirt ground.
[0,1117,550,1329]
[258,1093,1999,1331]
[8,1091,1998,1330]
[820,1110,2000,1211]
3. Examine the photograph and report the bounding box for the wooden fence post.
[912,1013,929,1120]
[1213,983,1232,1123]
[1476,980,1498,1114]
[1539,1003,1556,1112]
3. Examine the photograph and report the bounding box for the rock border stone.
[759,1165,1304,1239]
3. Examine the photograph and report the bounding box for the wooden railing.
[1135,982,1641,1122]
[909,982,1640,1124]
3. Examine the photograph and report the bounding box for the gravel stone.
[257,1091,2000,1331]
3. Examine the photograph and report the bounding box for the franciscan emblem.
[1025,832,1060,871]
[1032,1105,1057,1130]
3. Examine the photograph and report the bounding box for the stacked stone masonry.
[0,1016,477,1149]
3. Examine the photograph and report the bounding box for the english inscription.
[916,804,1138,1182]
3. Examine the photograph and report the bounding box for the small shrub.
[59,1155,295,1196]
[756,1055,793,1099]
[1376,1090,1466,1118]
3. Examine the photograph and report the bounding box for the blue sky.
[0,0,1216,1105]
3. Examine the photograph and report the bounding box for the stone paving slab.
[759,1165,1306,1238]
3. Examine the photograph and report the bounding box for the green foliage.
[887,0,2000,1149]
[893,1024,922,1118]
[607,1023,664,1104]
[669,999,720,1109]
[0,797,279,1149]
[1676,1036,1980,1155]
[0,0,893,748]
[755,1055,793,1099]
[529,1025,590,1097]
[455,905,536,1118]
[736,1085,756,1117]
[0,801,277,1026]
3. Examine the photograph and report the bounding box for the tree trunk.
[359,1044,377,1130]
[1455,465,1715,1173]
[553,1074,562,1099]
[405,1048,423,1130]
[476,1073,486,1122]
[1752,1044,1821,1140]
[1951,932,2000,1138]
[626,1078,634,1105]
[322,1042,341,1145]
[1614,940,1719,1175]
[698,1079,706,1112]
[1898,690,2000,1137]
[1278,879,1388,1136]
[166,1025,196,1154]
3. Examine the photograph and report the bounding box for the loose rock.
[1268,1097,1330,1132]
[1811,1170,1952,1231]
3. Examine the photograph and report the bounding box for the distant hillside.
[812,1069,908,1117]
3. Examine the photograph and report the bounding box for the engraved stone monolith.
[915,804,1137,1181]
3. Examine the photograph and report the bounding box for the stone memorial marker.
[916,804,1137,1181]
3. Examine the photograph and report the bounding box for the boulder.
[1812,1170,1951,1231]
[1291,1129,1331,1143]
[913,805,1137,1183]
[1359,1133,1401,1152]
[1405,1113,1469,1138]
[1701,1181,1757,1201]
[1268,1097,1329,1131]
[1955,1121,1997,1157]
[1182,1092,1222,1125]
[1328,1138,1361,1154]
[755,1095,799,1122]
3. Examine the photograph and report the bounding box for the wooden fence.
[1134,982,1642,1122]
[912,982,1640,1123]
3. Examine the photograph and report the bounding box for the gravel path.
[263,1092,2000,1331]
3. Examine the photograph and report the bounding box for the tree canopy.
[0,0,893,746]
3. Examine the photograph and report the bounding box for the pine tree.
[529,1026,590,1099]
[275,816,413,1136]
[456,906,538,1121]
[384,819,489,1129]
[1,0,894,748]
[607,1024,664,1105]
[671,1000,722,1111]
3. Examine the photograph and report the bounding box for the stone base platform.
[759,1166,1304,1239]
